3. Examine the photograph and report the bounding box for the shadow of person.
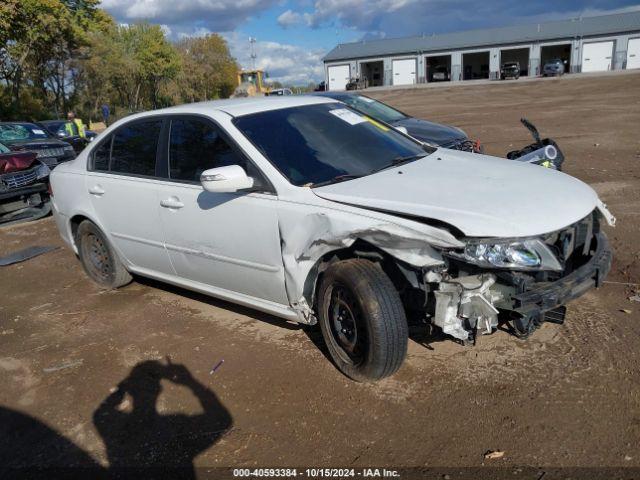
[0,405,107,479]
[93,360,232,478]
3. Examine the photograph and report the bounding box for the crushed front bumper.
[512,232,612,317]
[0,183,51,226]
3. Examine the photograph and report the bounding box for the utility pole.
[249,37,257,70]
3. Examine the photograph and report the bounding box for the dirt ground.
[1,72,639,477]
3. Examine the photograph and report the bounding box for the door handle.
[160,197,184,209]
[88,185,105,196]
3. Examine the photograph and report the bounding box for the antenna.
[249,36,257,70]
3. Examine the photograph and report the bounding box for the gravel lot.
[1,71,639,477]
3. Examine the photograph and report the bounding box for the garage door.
[392,59,416,85]
[327,65,350,91]
[627,38,640,70]
[582,41,614,72]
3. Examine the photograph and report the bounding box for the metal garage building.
[323,10,640,90]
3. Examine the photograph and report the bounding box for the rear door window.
[110,120,162,176]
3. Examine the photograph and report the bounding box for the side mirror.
[200,165,254,193]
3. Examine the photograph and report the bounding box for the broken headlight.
[36,163,51,180]
[448,238,562,271]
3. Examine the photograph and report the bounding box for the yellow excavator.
[232,70,271,97]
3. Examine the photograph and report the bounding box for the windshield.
[240,73,259,86]
[0,123,50,143]
[337,95,407,123]
[43,121,69,135]
[234,103,430,187]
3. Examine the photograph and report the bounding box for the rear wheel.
[317,259,408,382]
[76,220,132,289]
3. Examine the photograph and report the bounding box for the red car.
[0,141,51,225]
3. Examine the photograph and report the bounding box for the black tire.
[317,259,408,382]
[76,220,132,289]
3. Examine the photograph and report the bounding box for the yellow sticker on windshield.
[364,116,389,131]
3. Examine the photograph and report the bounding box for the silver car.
[542,59,566,76]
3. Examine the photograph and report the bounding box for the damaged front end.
[0,151,52,226]
[280,201,614,346]
[428,208,614,342]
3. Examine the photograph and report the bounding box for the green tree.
[0,0,106,119]
[175,34,239,102]
[1,3,240,121]
[115,24,181,110]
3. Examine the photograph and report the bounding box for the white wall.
[323,31,640,86]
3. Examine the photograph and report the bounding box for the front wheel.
[76,220,132,289]
[317,259,408,382]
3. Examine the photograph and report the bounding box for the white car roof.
[129,95,337,120]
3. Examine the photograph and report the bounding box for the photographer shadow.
[2,360,231,478]
[93,359,233,477]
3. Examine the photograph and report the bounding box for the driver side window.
[169,118,245,182]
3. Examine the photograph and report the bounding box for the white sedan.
[50,96,614,381]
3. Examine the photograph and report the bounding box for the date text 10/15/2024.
[233,468,400,478]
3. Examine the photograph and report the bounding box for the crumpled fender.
[277,202,464,322]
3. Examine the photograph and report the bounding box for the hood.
[7,138,69,150]
[313,150,599,238]
[0,151,39,174]
[392,117,467,146]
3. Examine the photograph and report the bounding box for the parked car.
[314,81,326,92]
[0,141,51,225]
[36,120,95,154]
[500,62,520,79]
[267,88,293,96]
[50,96,615,381]
[542,59,566,76]
[431,65,450,82]
[346,77,366,90]
[0,122,76,168]
[314,92,565,169]
[313,91,483,153]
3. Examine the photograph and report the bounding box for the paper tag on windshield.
[32,129,46,135]
[329,108,366,126]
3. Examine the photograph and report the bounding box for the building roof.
[323,10,640,62]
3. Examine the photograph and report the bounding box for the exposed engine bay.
[433,273,502,342]
[423,210,612,343]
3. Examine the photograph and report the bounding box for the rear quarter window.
[91,136,111,171]
[110,120,162,176]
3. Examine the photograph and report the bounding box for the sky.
[101,0,640,85]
